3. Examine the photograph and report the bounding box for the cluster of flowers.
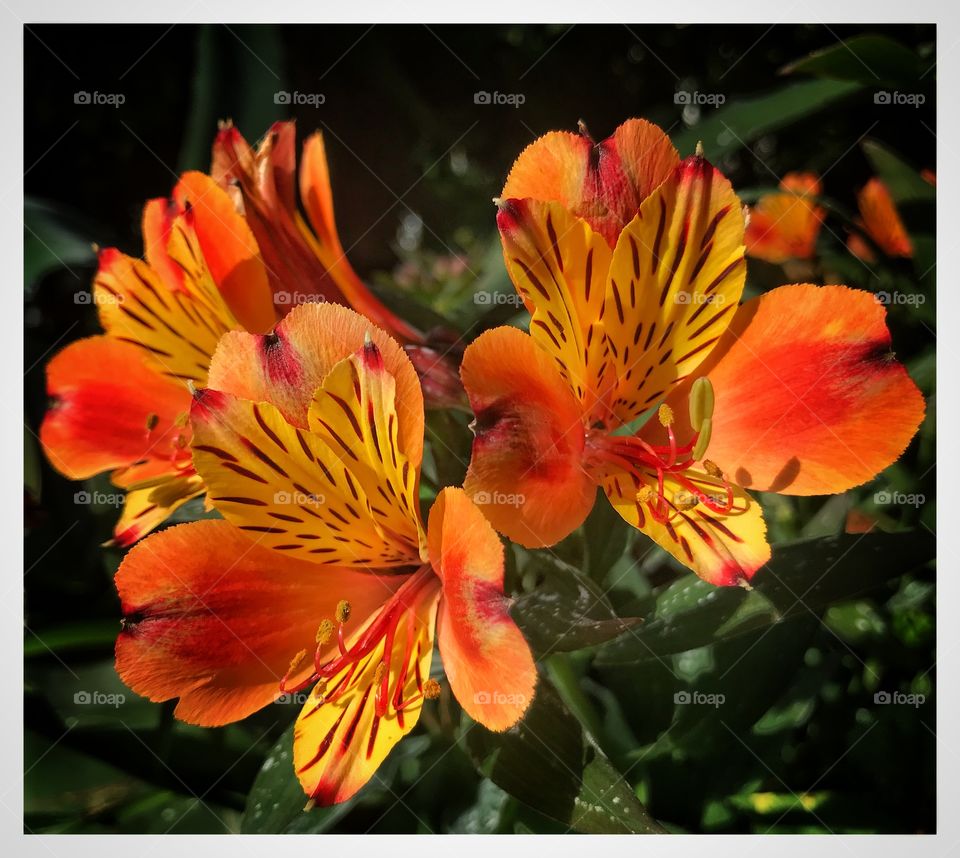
[40,118,925,806]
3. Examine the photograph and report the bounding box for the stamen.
[658,404,674,427]
[316,619,335,645]
[287,649,307,676]
[637,485,655,504]
[702,459,723,478]
[688,377,714,432]
[335,600,352,624]
[423,679,441,699]
[373,662,387,687]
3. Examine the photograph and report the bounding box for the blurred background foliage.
[24,23,935,834]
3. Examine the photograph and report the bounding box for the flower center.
[585,377,735,523]
[280,565,438,724]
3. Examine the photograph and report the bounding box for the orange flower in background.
[212,120,423,343]
[461,120,924,586]
[40,172,276,546]
[847,177,913,260]
[744,172,825,263]
[114,302,536,805]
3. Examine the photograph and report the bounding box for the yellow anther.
[423,678,442,700]
[288,649,307,675]
[689,377,715,432]
[315,619,335,645]
[658,404,674,427]
[692,418,712,461]
[335,600,351,624]
[702,459,723,478]
[373,662,387,686]
[637,485,656,504]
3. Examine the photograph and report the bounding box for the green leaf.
[513,554,642,656]
[24,197,97,288]
[464,678,664,833]
[583,488,630,582]
[781,35,927,85]
[596,531,934,666]
[674,79,862,158]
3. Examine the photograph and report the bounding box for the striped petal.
[496,198,613,413]
[502,119,680,245]
[112,473,204,548]
[461,326,596,548]
[207,302,424,466]
[191,342,424,568]
[598,153,746,428]
[115,520,400,726]
[428,488,536,731]
[600,464,770,586]
[294,569,440,805]
[660,284,925,495]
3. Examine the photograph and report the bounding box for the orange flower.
[40,172,276,546]
[744,172,824,263]
[848,178,913,260]
[211,120,423,344]
[460,120,924,586]
[114,302,536,805]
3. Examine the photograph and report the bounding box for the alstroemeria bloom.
[461,120,924,585]
[211,120,465,408]
[114,302,536,805]
[745,172,824,263]
[847,177,913,260]
[40,172,276,545]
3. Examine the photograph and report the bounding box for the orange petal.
[40,336,192,479]
[207,302,424,466]
[172,171,276,333]
[600,464,770,586]
[190,352,423,568]
[294,570,440,805]
[495,198,613,411]
[502,119,680,245]
[674,284,925,495]
[427,488,536,731]
[461,327,595,548]
[856,178,913,258]
[599,154,746,428]
[141,198,185,291]
[115,520,402,726]
[745,172,824,264]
